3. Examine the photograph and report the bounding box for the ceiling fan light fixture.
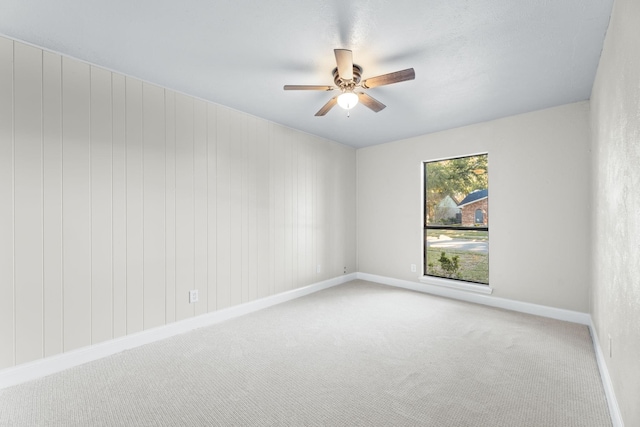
[337,91,359,110]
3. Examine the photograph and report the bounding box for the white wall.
[357,102,591,312]
[0,35,356,370]
[590,0,640,424]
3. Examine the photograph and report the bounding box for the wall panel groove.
[125,77,144,334]
[142,82,166,329]
[111,73,127,338]
[62,56,91,352]
[193,99,207,316]
[0,36,15,369]
[216,106,231,310]
[90,66,113,345]
[43,50,63,358]
[229,113,242,306]
[241,116,249,303]
[13,42,43,364]
[164,90,176,324]
[206,103,217,311]
[174,93,195,321]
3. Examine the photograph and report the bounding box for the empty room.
[0,0,638,426]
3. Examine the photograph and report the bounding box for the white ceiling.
[0,0,613,148]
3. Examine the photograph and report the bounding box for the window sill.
[419,276,493,295]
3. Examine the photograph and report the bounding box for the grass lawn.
[425,248,489,285]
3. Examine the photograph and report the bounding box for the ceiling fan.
[284,49,415,117]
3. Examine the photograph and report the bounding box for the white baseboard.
[357,272,591,325]
[589,319,624,427]
[0,273,357,390]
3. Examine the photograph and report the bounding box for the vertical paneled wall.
[0,36,356,369]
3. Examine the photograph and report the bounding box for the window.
[424,154,488,284]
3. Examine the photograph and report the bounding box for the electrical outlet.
[411,264,417,273]
[189,289,199,304]
[344,266,347,274]
[608,334,612,358]
[317,264,321,274]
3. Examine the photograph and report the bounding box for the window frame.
[422,153,489,286]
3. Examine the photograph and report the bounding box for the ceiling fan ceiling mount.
[283,49,415,116]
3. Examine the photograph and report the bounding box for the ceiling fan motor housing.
[332,64,363,90]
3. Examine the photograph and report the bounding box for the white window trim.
[419,275,493,295]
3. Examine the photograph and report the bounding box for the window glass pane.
[425,155,488,227]
[425,229,488,284]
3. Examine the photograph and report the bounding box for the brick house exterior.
[458,189,488,226]
[460,197,488,226]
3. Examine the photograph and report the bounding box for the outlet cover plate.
[189,290,199,303]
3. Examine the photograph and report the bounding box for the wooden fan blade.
[361,68,415,88]
[284,85,334,91]
[315,97,338,116]
[357,92,386,112]
[334,49,353,81]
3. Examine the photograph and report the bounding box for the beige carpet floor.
[0,280,611,426]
